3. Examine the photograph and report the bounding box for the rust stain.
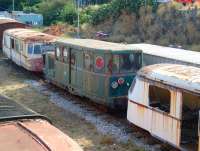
[5,28,57,43]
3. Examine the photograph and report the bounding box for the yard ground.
[0,52,146,151]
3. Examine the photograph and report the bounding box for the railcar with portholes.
[44,38,143,109]
[2,28,56,72]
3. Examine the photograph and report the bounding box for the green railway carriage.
[44,38,143,109]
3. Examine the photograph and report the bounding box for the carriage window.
[34,45,42,54]
[120,54,136,73]
[84,53,93,71]
[71,52,76,66]
[15,40,20,52]
[63,48,68,63]
[56,47,60,60]
[110,55,120,74]
[28,44,33,54]
[11,38,14,49]
[4,36,9,48]
[149,85,171,113]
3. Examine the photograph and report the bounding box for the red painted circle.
[95,56,104,69]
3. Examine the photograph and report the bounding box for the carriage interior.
[181,92,200,151]
[149,85,199,151]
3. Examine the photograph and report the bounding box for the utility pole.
[77,0,80,38]
[12,0,15,11]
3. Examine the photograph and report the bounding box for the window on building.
[149,85,171,113]
[84,53,93,71]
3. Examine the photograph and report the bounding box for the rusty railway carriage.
[0,95,83,151]
[44,38,142,109]
[2,28,57,72]
[0,17,26,49]
[129,44,200,67]
[127,64,200,151]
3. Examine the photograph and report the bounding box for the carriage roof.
[129,44,200,65]
[57,38,141,53]
[0,18,20,24]
[138,64,200,94]
[4,28,57,43]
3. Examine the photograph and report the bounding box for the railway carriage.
[44,38,143,109]
[3,28,56,72]
[0,18,26,49]
[0,95,83,151]
[127,64,200,151]
[129,44,200,67]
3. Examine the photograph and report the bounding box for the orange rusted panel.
[4,28,57,43]
[0,120,83,151]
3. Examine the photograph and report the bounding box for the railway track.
[0,56,179,151]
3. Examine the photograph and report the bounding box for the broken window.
[11,38,14,49]
[149,85,171,113]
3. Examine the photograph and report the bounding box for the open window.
[149,85,171,113]
[11,38,14,49]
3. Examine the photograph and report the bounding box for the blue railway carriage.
[44,38,143,109]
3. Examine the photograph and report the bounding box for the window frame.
[148,84,171,114]
[84,52,94,72]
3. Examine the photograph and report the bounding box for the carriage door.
[69,49,79,89]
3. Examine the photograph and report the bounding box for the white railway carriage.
[128,44,200,67]
[127,64,200,151]
[3,28,56,72]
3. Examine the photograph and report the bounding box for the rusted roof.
[0,17,22,24]
[0,95,83,151]
[5,28,57,42]
[128,44,200,65]
[138,64,200,93]
[57,38,141,52]
[0,120,83,151]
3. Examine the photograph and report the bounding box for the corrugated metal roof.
[5,28,57,42]
[128,44,200,65]
[138,64,200,94]
[57,38,141,52]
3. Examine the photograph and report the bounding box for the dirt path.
[0,54,147,151]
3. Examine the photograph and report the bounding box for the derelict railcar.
[127,64,200,151]
[3,28,56,72]
[44,38,142,109]
[0,17,26,49]
[0,95,83,151]
[129,44,200,67]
